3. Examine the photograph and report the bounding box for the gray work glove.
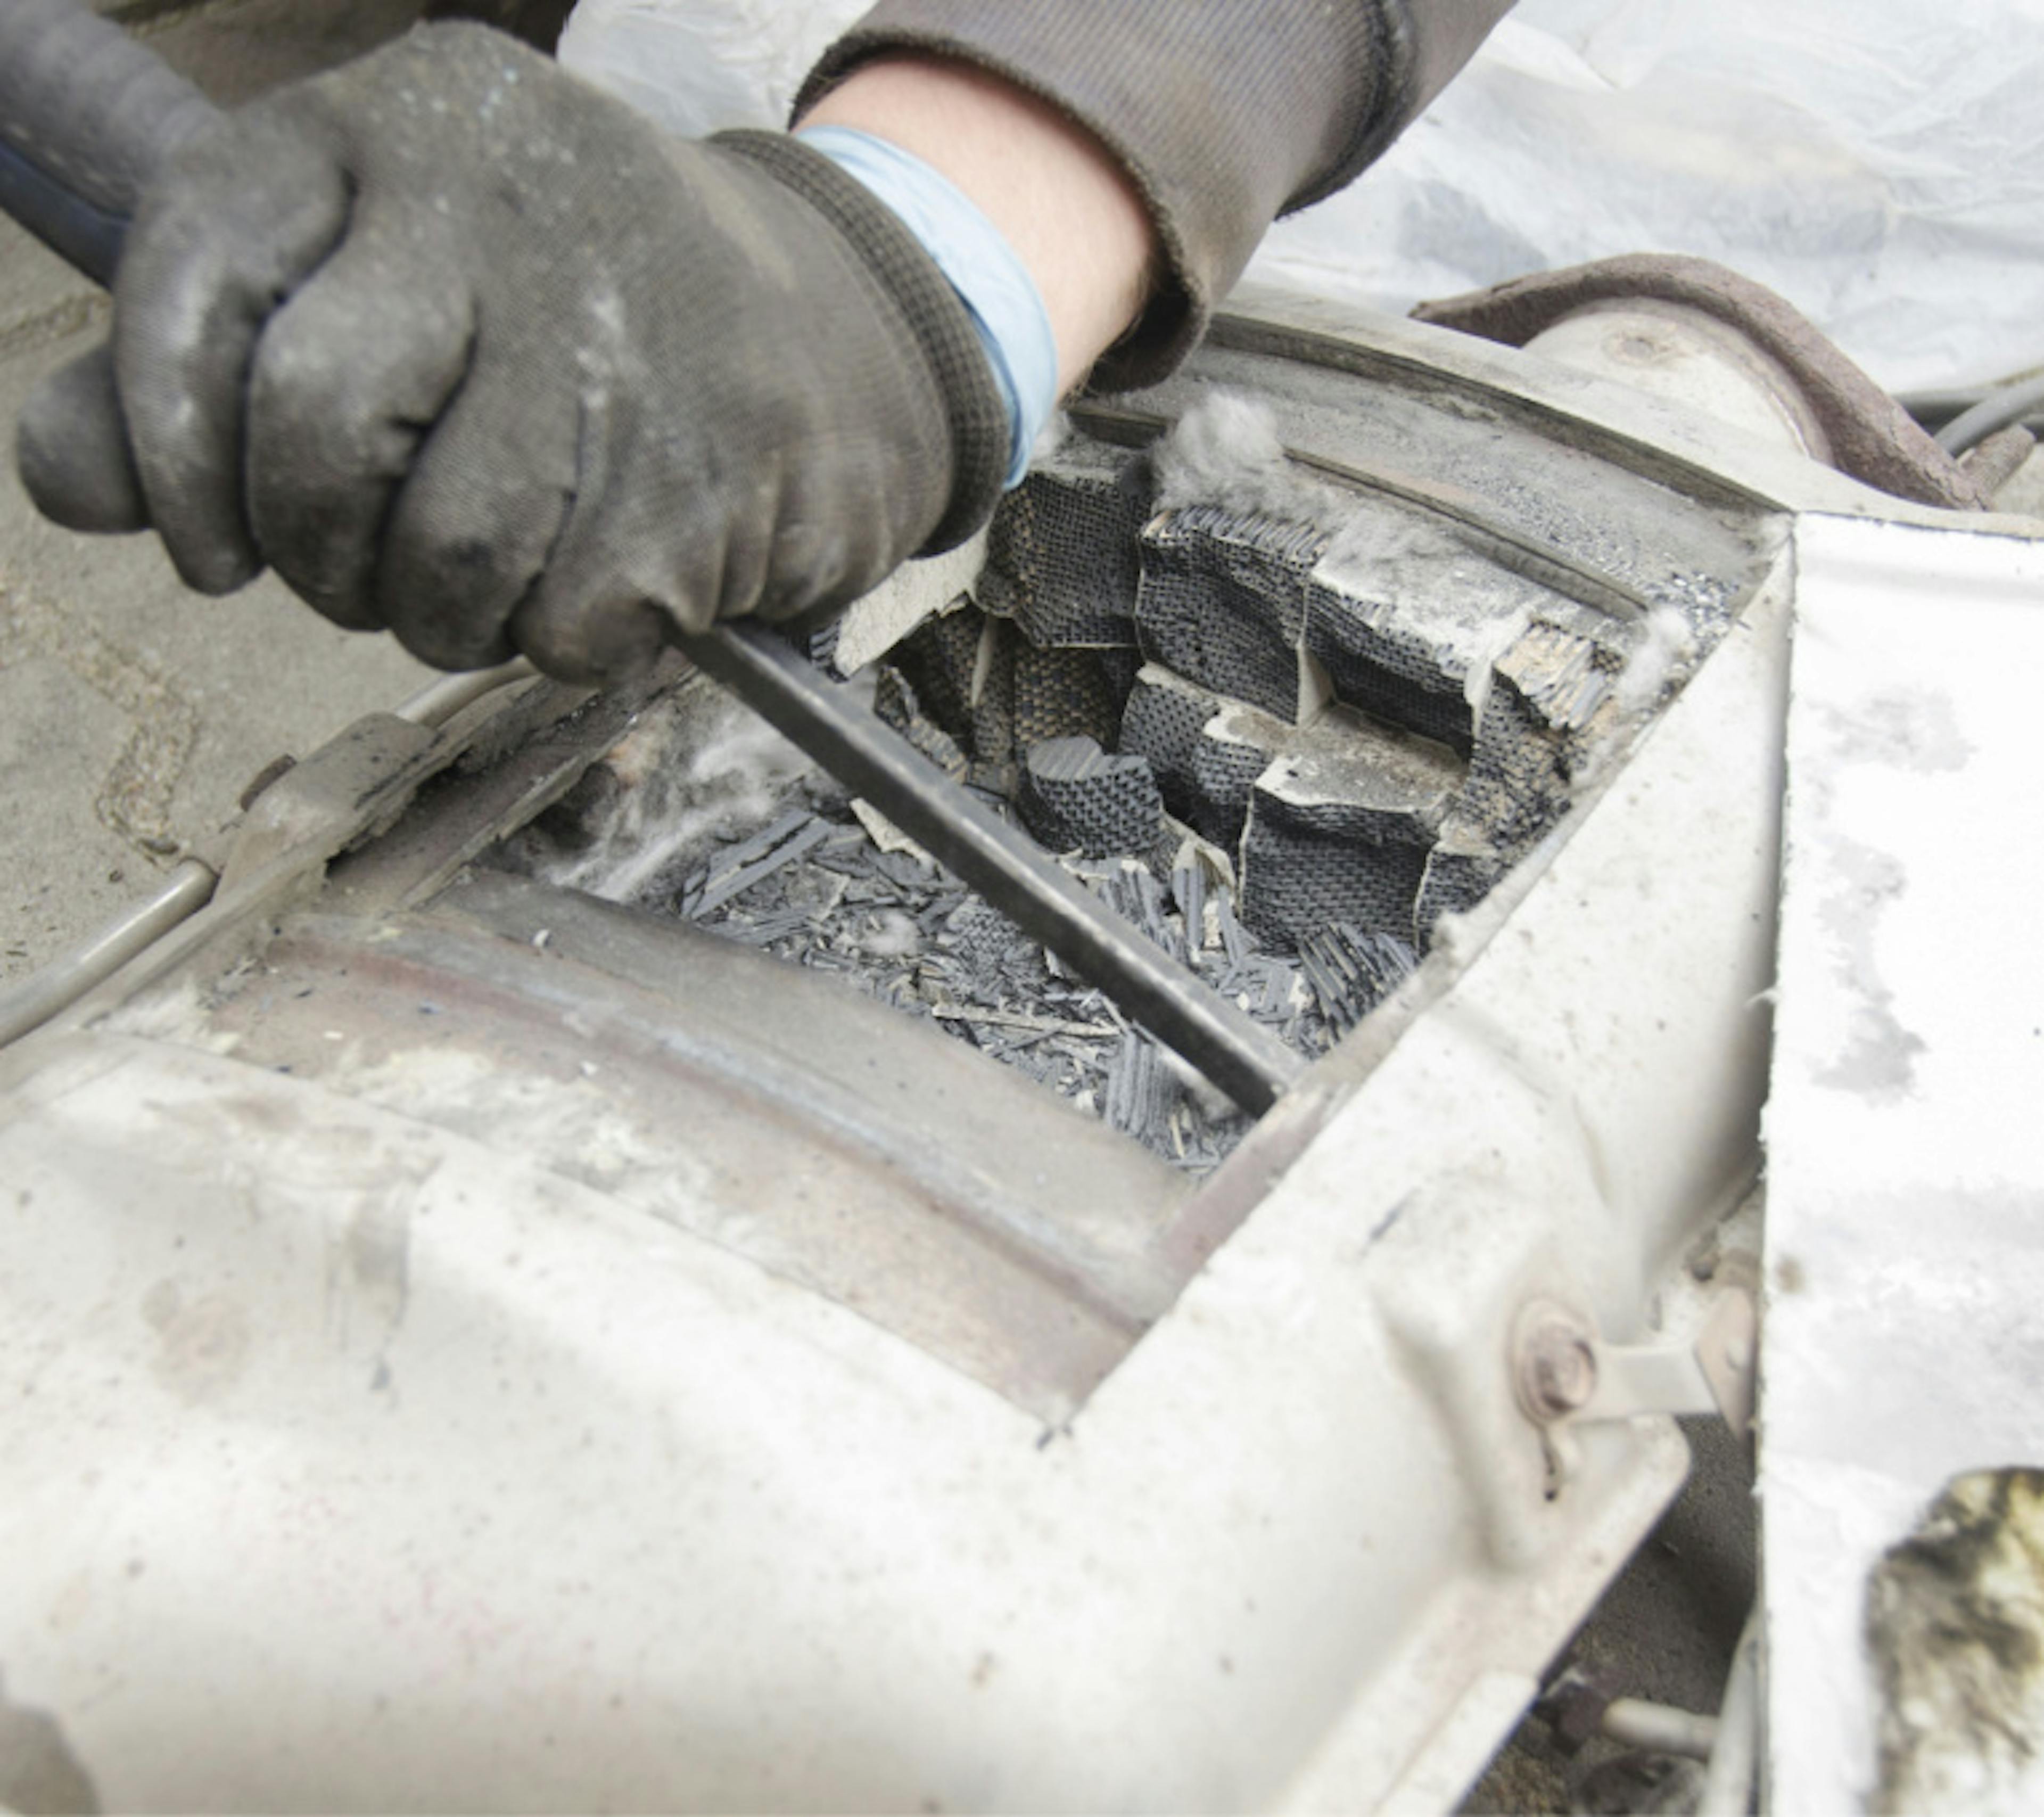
[16,25,1008,681]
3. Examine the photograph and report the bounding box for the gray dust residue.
[1814,835,1926,1099]
[1817,688,1974,779]
[1800,688,1971,1102]
[0,1673,100,1815]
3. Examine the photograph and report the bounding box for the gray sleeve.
[794,2,1517,388]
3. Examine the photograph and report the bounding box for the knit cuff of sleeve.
[796,122,1056,488]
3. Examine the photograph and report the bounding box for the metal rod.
[679,624,1304,1116]
[1697,1606,1762,1816]
[0,858,217,1049]
[0,652,533,1055]
[394,657,536,729]
[1602,1698,1720,1762]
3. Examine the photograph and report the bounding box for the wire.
[1934,371,2044,456]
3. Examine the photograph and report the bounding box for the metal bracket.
[1514,1288,1757,1442]
[1588,1289,1757,1438]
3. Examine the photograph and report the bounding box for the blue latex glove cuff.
[797,124,1056,489]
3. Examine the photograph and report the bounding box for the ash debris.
[507,672,820,905]
[671,811,1415,1173]
[502,683,1411,1173]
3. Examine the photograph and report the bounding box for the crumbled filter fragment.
[607,764,1376,1171]
[980,438,1150,648]
[1495,616,1626,734]
[1136,505,1329,723]
[684,809,830,917]
[1016,737,1165,858]
[1012,640,1127,750]
[1296,923,1417,1035]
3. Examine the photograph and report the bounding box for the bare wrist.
[800,53,1156,398]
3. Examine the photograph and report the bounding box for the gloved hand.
[15,24,1009,681]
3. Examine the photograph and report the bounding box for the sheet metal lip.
[135,868,1199,1418]
[1209,287,2044,538]
[1075,397,1655,626]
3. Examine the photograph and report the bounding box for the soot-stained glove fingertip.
[16,344,150,536]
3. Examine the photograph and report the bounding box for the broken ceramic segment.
[872,667,971,782]
[882,604,985,746]
[1303,509,1547,756]
[825,524,992,678]
[1238,714,1462,950]
[1011,641,1128,750]
[980,437,1150,648]
[1135,505,1329,723]
[1414,812,1513,933]
[1410,610,1636,944]
[1016,736,1166,859]
[1118,664,1221,821]
[1185,720,1275,851]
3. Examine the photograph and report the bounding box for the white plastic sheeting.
[557,0,863,135]
[1251,2,2044,394]
[560,0,2044,396]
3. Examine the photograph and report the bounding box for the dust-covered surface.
[1869,1469,2044,1815]
[1763,516,2044,1814]
[1461,1408,1760,1816]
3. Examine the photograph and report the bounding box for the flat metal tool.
[0,0,1301,1114]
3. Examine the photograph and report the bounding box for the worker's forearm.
[800,54,1156,399]
[800,1,1518,386]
